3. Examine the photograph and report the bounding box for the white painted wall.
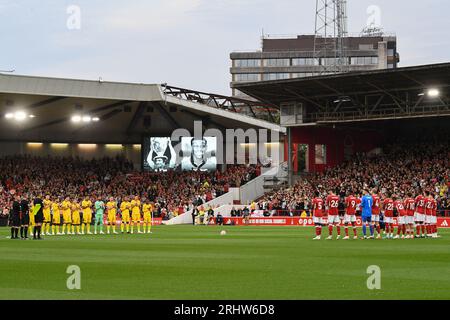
[163,188,240,225]
[239,164,286,205]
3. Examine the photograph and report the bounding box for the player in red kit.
[414,191,426,238]
[325,190,341,240]
[382,194,395,239]
[371,189,382,239]
[312,191,324,240]
[403,193,416,239]
[424,191,434,238]
[393,196,407,239]
[432,194,440,238]
[429,193,439,238]
[343,191,358,240]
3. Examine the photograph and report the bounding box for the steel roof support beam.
[314,79,364,113]
[369,95,386,114]
[24,100,131,132]
[126,101,148,135]
[181,109,226,132]
[363,80,407,113]
[154,101,181,130]
[284,87,325,111]
[303,84,450,100]
[29,96,67,110]
[333,100,344,113]
[71,109,124,134]
[162,85,278,122]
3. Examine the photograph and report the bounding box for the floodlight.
[427,89,440,98]
[72,115,82,123]
[14,111,27,121]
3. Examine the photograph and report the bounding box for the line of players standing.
[8,195,155,239]
[8,195,44,240]
[311,188,440,240]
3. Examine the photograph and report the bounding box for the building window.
[263,59,290,67]
[263,73,290,81]
[315,144,327,165]
[350,57,378,65]
[234,74,260,82]
[292,58,317,66]
[387,49,395,56]
[321,58,339,66]
[234,59,261,68]
[291,73,315,78]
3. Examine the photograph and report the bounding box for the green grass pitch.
[1,226,449,300]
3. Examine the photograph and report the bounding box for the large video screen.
[143,137,177,172]
[142,136,217,172]
[181,137,217,172]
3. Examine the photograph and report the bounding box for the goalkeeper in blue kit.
[361,189,374,239]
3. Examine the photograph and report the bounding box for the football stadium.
[0,1,449,306]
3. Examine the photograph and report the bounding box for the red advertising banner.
[213,217,450,228]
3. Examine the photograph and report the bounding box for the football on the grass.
[220,230,227,236]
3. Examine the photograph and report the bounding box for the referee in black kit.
[32,195,44,240]
[19,198,30,239]
[9,195,21,239]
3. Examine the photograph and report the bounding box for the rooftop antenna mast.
[261,28,264,50]
[313,0,348,75]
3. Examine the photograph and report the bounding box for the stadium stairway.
[162,163,287,225]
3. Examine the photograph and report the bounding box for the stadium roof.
[0,74,285,144]
[234,63,450,124]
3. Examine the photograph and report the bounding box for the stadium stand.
[0,155,260,220]
[257,139,450,216]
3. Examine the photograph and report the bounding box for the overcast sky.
[0,0,448,95]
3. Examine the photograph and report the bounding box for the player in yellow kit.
[142,199,153,234]
[61,197,72,235]
[52,199,61,235]
[106,197,118,234]
[28,204,35,237]
[120,197,131,234]
[130,196,142,234]
[81,196,93,235]
[71,200,81,235]
[42,195,52,236]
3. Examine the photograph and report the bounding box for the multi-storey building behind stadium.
[230,34,400,98]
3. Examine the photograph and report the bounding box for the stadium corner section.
[162,163,287,225]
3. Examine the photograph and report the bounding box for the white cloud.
[103,0,202,31]
[0,1,19,14]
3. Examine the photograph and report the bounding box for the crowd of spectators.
[257,141,450,217]
[0,155,261,220]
